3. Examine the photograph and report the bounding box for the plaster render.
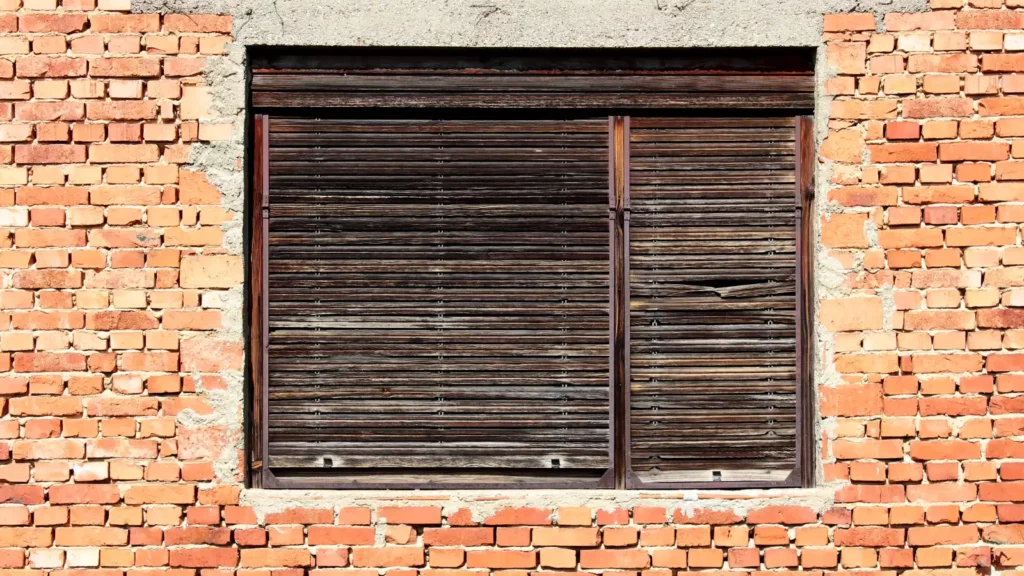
[135,0,926,48]
[239,488,837,524]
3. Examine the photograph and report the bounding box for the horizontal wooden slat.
[254,91,815,109]
[253,73,814,93]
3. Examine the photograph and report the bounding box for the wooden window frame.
[247,50,815,490]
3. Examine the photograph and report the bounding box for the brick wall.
[1,0,1023,574]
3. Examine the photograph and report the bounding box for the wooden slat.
[625,116,801,488]
[253,91,815,110]
[252,74,815,93]
[264,117,613,486]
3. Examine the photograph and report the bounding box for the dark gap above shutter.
[250,48,815,110]
[264,116,613,488]
[626,116,801,488]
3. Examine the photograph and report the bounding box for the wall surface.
[1,0,1024,574]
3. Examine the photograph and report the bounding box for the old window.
[248,49,814,489]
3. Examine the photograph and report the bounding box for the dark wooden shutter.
[624,116,808,488]
[261,116,613,488]
[249,49,815,490]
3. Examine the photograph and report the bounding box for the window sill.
[239,485,834,517]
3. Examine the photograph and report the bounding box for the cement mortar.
[240,487,837,524]
[130,0,919,506]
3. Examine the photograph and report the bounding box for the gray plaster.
[137,0,927,48]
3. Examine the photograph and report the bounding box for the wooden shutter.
[624,116,810,488]
[249,49,816,490]
[259,116,614,488]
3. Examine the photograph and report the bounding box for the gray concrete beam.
[138,0,926,48]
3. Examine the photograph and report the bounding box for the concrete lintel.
[136,0,927,48]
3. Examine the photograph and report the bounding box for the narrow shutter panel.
[264,117,613,487]
[626,117,803,487]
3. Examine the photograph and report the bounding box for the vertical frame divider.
[795,115,815,488]
[610,116,631,488]
[250,114,270,488]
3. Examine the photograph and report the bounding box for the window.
[248,49,815,489]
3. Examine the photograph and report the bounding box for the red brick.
[746,506,817,524]
[89,14,160,33]
[532,527,600,547]
[908,525,980,546]
[958,10,1024,29]
[579,550,650,569]
[833,439,904,459]
[0,527,52,547]
[352,548,426,568]
[265,508,333,525]
[939,142,1009,161]
[14,144,84,163]
[904,98,974,118]
[869,143,937,162]
[886,121,920,140]
[165,526,230,545]
[16,56,86,78]
[54,526,128,546]
[423,527,494,547]
[824,13,876,31]
[378,506,443,525]
[885,12,955,30]
[49,484,119,504]
[834,527,905,547]
[90,58,161,77]
[19,14,88,33]
[169,548,239,568]
[240,549,313,567]
[981,97,1024,116]
[123,484,195,505]
[308,526,376,546]
[910,439,982,460]
[686,549,723,568]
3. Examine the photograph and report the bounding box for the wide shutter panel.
[625,116,805,488]
[263,116,613,487]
